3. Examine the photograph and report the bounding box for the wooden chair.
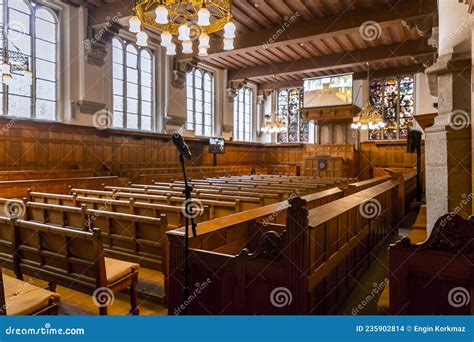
[0,268,60,315]
[7,219,140,315]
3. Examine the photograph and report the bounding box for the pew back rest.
[11,220,106,292]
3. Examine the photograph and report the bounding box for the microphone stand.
[178,153,197,315]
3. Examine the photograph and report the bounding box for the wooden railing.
[166,180,401,314]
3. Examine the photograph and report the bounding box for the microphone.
[172,132,192,160]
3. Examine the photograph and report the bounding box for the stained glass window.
[233,87,252,142]
[277,88,308,143]
[369,75,415,140]
[0,0,58,120]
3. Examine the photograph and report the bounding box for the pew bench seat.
[105,258,140,284]
[2,273,60,315]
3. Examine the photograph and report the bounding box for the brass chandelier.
[351,63,385,131]
[129,0,236,56]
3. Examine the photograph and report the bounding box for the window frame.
[0,0,59,121]
[368,74,416,141]
[186,66,214,137]
[233,86,252,142]
[111,36,155,131]
[276,87,310,143]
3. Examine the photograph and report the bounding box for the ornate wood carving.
[237,230,285,261]
[395,213,474,253]
[410,53,437,68]
[401,13,435,37]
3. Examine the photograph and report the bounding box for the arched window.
[277,88,309,143]
[0,0,58,119]
[186,67,214,137]
[233,86,252,142]
[368,75,415,140]
[112,37,154,131]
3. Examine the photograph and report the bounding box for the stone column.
[425,52,471,232]
[424,1,472,232]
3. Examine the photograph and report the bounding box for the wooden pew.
[69,188,263,212]
[0,268,60,315]
[26,191,200,228]
[345,175,392,195]
[104,185,283,206]
[0,218,139,315]
[387,214,474,314]
[166,183,393,315]
[23,201,168,271]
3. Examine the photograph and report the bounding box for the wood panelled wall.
[0,118,422,179]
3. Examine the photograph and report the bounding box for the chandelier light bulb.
[182,40,193,54]
[198,47,208,56]
[23,69,33,85]
[136,31,149,47]
[129,15,141,33]
[199,32,210,49]
[197,7,211,26]
[155,5,169,24]
[223,21,236,38]
[161,31,172,47]
[178,24,191,41]
[223,38,234,50]
[166,42,177,55]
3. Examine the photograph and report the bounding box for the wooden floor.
[4,268,168,316]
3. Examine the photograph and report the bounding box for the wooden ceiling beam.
[228,38,435,80]
[178,0,437,60]
[257,64,427,90]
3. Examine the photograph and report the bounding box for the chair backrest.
[25,202,88,229]
[11,219,106,294]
